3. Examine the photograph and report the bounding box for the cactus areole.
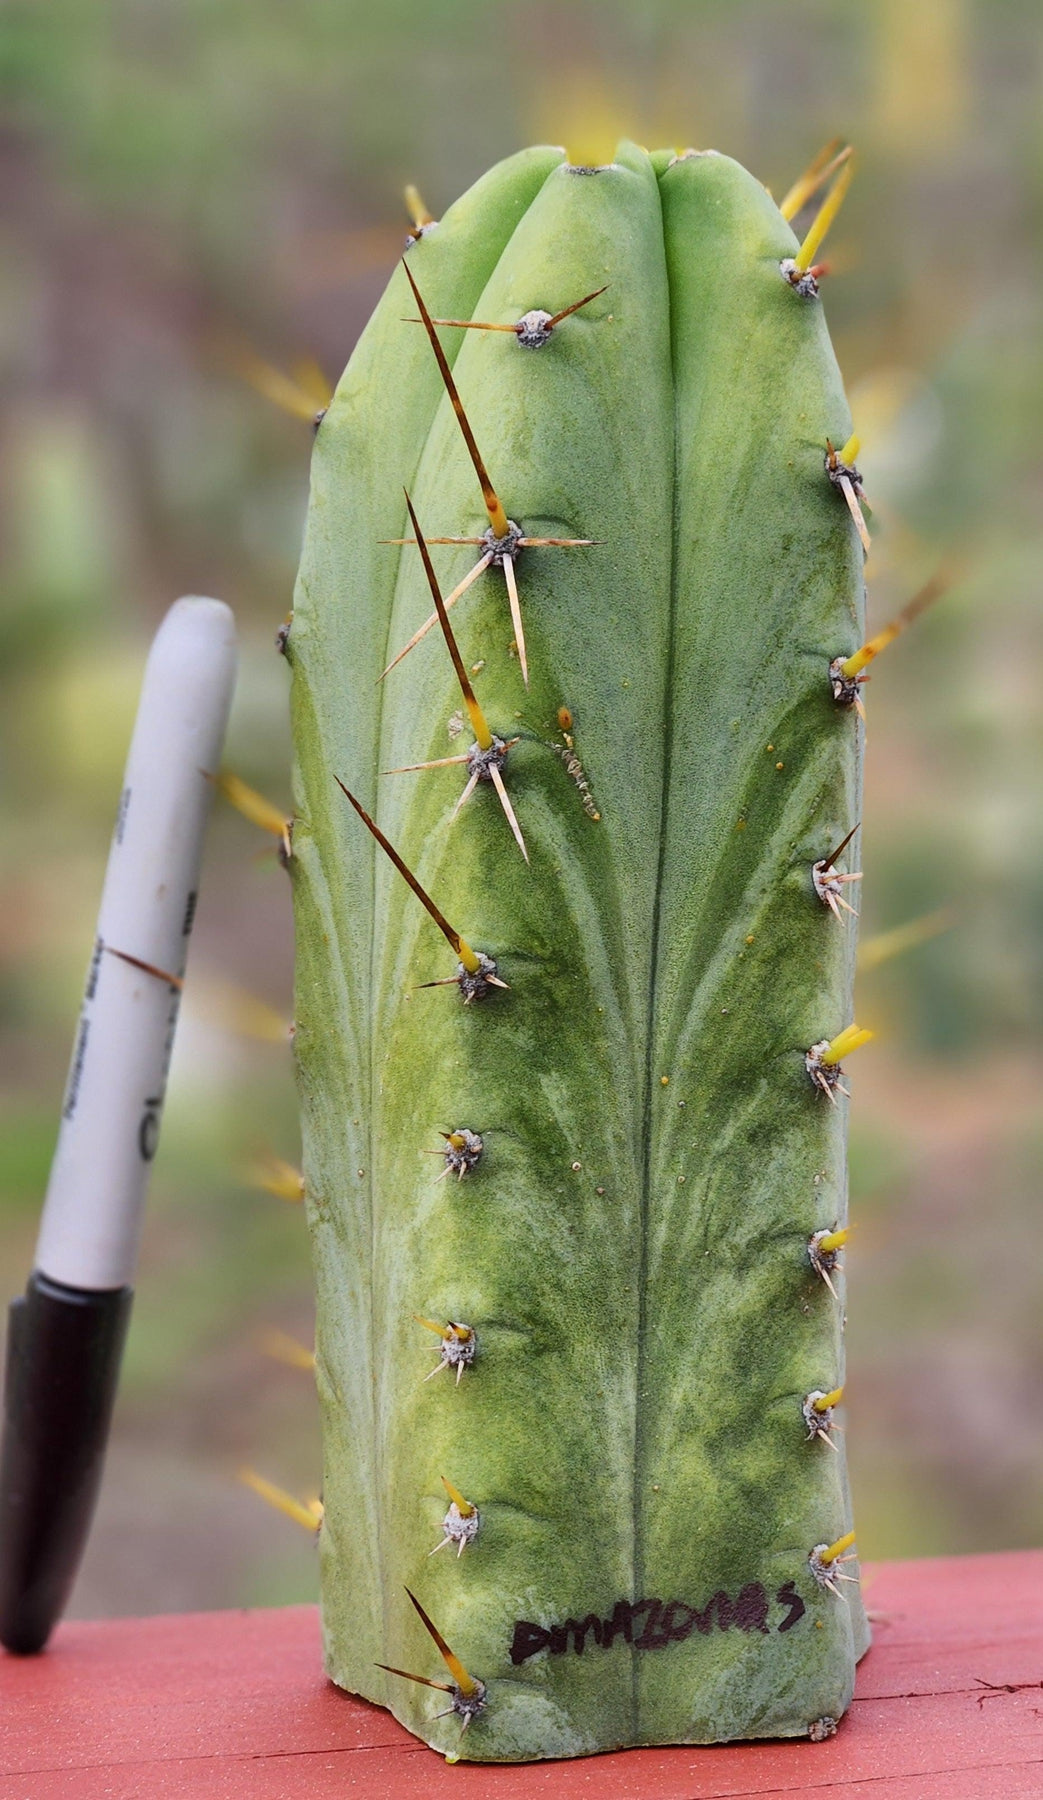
[289,142,870,1761]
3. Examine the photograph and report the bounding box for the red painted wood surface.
[3,1552,1042,1799]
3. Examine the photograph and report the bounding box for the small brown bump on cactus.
[809,1225,850,1299]
[824,434,871,556]
[805,1025,874,1103]
[808,1715,839,1742]
[105,946,184,990]
[403,182,437,243]
[809,1532,859,1598]
[407,284,609,349]
[414,1316,477,1385]
[831,566,952,710]
[803,1386,844,1451]
[382,261,595,686]
[384,493,527,861]
[429,1477,480,1557]
[813,823,863,922]
[208,770,293,863]
[247,1152,305,1203]
[780,154,854,297]
[238,1467,323,1533]
[333,779,507,1000]
[378,1589,487,1735]
[779,140,853,222]
[275,613,292,654]
[433,1129,484,1181]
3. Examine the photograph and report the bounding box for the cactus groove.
[288,139,871,1761]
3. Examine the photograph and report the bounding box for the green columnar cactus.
[288,139,871,1762]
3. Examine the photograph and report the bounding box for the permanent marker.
[0,597,237,1653]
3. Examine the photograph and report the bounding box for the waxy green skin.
[289,141,869,1761]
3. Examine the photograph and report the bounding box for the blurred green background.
[1,0,1040,1616]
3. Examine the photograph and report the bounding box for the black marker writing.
[509,1580,800,1666]
[775,1580,807,1632]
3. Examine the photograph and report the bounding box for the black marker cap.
[0,1272,132,1654]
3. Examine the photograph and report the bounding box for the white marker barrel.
[34,598,237,1289]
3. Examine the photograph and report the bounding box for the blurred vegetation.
[1,0,1040,1615]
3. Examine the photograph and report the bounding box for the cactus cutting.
[286,137,885,1760]
[7,15,1040,1791]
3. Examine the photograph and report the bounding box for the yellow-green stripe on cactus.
[288,140,872,1761]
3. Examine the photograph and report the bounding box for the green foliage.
[291,141,868,1760]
